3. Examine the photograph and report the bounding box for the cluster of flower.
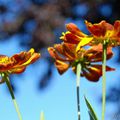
[48,20,120,82]
[0,20,120,120]
[1,20,120,82]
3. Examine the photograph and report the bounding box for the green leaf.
[40,111,45,120]
[84,96,98,120]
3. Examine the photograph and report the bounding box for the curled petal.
[66,23,87,37]
[55,60,70,75]
[48,43,76,62]
[48,47,68,61]
[85,44,113,62]
[76,37,93,52]
[48,47,60,59]
[85,20,113,37]
[54,44,64,54]
[61,32,81,44]
[91,65,115,72]
[21,53,40,66]
[11,48,40,66]
[82,65,115,82]
[114,20,120,37]
[85,20,106,36]
[63,43,76,59]
[82,69,100,82]
[55,43,76,60]
[10,67,26,74]
[11,52,27,65]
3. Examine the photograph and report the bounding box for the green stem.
[102,41,107,120]
[2,73,23,120]
[76,63,82,120]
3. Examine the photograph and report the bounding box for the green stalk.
[76,63,82,120]
[2,73,23,120]
[102,40,107,120]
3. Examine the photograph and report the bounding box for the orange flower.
[0,48,40,74]
[61,21,120,52]
[48,43,115,82]
[77,20,120,49]
[60,23,92,44]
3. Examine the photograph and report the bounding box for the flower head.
[77,20,120,49]
[48,43,115,82]
[0,48,40,74]
[60,23,92,45]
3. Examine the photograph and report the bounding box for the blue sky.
[0,36,119,120]
[0,0,118,120]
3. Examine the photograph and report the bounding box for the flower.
[60,23,92,45]
[61,21,120,52]
[0,48,40,74]
[77,20,120,49]
[48,43,115,82]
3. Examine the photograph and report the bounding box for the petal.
[114,20,120,31]
[63,43,76,59]
[11,48,36,65]
[17,53,40,67]
[55,60,70,75]
[76,37,93,52]
[55,43,76,60]
[61,32,81,44]
[85,44,113,62]
[10,67,26,74]
[48,47,59,59]
[0,63,13,72]
[11,52,27,65]
[82,69,100,82]
[48,47,67,61]
[12,49,40,68]
[29,48,35,54]
[66,23,87,37]
[82,65,115,82]
[91,65,115,72]
[48,43,76,62]
[54,44,64,54]
[85,20,113,37]
[114,20,120,37]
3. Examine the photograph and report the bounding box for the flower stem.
[2,73,23,120]
[102,41,107,120]
[76,63,81,120]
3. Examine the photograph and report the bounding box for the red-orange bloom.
[60,23,93,53]
[60,23,91,44]
[61,21,120,52]
[79,20,120,47]
[48,43,115,82]
[0,48,40,74]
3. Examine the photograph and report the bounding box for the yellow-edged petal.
[76,37,93,52]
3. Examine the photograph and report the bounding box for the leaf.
[40,111,45,120]
[84,96,98,120]
[88,111,95,120]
